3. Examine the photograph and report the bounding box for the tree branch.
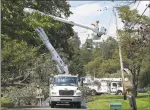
[8,76,24,82]
[1,82,27,87]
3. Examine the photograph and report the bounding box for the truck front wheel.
[50,102,56,108]
[75,102,81,108]
[117,90,122,95]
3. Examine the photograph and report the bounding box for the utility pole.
[113,7,127,100]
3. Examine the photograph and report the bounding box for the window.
[118,83,122,87]
[53,76,77,86]
[112,83,117,87]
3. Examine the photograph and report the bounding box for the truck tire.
[117,90,122,95]
[91,90,96,96]
[70,102,74,108]
[49,101,51,106]
[75,102,81,108]
[50,102,56,108]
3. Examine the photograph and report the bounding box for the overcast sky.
[68,1,150,45]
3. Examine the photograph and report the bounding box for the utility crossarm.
[24,8,107,38]
[35,27,69,74]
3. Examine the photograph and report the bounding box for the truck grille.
[59,90,74,95]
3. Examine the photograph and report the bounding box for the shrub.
[1,97,14,108]
[147,87,150,94]
[79,85,93,102]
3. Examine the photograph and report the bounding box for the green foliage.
[117,6,150,96]
[147,88,150,94]
[79,86,93,102]
[100,37,118,59]
[88,94,150,109]
[84,57,102,77]
[1,0,73,47]
[29,53,56,83]
[103,73,121,78]
[5,83,39,106]
[67,33,86,75]
[1,0,77,107]
[1,97,14,108]
[2,35,38,81]
[83,37,119,77]
[99,59,120,74]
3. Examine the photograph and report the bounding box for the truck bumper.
[50,96,82,103]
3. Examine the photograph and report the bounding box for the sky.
[67,1,150,46]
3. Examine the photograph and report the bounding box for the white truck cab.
[49,74,82,108]
[82,77,128,95]
[98,79,123,95]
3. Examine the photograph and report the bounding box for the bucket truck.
[24,8,107,40]
[35,27,83,108]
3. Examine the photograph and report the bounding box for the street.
[8,105,87,110]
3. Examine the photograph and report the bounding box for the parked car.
[136,88,147,93]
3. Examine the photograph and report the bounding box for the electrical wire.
[124,0,140,30]
[129,4,149,29]
[71,1,100,7]
[135,0,141,10]
[107,10,113,31]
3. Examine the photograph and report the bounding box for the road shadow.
[52,104,86,109]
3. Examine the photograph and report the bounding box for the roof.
[54,74,78,77]
[100,78,122,82]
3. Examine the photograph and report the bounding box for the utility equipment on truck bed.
[81,76,131,95]
[35,27,83,108]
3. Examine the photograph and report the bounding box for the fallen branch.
[1,82,27,87]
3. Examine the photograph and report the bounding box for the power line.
[71,1,100,7]
[135,0,141,9]
[129,4,149,29]
[126,0,141,27]
[107,10,113,31]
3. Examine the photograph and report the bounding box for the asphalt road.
[8,97,87,110]
[8,105,87,110]
[9,108,87,110]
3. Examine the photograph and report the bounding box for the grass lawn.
[88,93,150,110]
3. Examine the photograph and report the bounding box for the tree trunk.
[1,82,27,87]
[131,65,140,97]
[131,75,138,97]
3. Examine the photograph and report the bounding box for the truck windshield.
[53,76,77,86]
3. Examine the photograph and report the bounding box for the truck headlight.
[76,91,82,96]
[51,92,57,95]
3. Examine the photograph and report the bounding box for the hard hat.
[96,21,99,23]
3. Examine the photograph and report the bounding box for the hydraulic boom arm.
[24,8,107,38]
[35,27,69,74]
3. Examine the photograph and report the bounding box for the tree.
[1,34,38,86]
[1,0,81,106]
[116,6,150,96]
[83,37,120,77]
[2,0,74,56]
[100,37,118,60]
[1,0,74,86]
[67,32,85,76]
[84,57,103,77]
